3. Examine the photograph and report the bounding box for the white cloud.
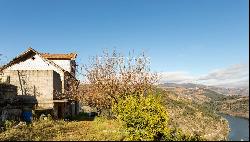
[198,64,249,81]
[160,63,249,88]
[159,71,197,84]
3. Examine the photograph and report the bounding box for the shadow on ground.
[66,112,97,121]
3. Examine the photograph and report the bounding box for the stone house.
[0,48,79,119]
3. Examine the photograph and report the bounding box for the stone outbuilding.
[0,48,80,119]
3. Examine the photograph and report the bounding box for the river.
[221,114,249,141]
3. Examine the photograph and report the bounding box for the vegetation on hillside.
[75,49,205,141]
[113,94,204,141]
[157,88,229,141]
[200,89,249,119]
[0,49,232,141]
[212,96,249,118]
[160,83,249,119]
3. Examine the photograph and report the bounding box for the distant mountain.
[207,86,249,96]
[159,83,206,89]
[159,83,249,96]
[158,82,249,118]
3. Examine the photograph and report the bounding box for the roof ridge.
[0,48,77,79]
[1,48,62,72]
[40,52,77,60]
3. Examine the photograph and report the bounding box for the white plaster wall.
[8,55,54,70]
[7,55,65,82]
[51,60,71,73]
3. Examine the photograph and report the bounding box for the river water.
[221,114,249,141]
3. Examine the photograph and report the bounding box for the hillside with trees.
[159,83,249,119]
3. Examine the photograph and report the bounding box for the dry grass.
[0,117,125,141]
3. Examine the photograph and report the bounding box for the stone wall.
[53,71,62,99]
[0,83,17,98]
[5,54,65,93]
[2,70,62,109]
[0,84,22,122]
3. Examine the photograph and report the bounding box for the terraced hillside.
[159,83,249,119]
[156,88,229,141]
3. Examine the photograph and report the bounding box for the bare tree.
[80,49,158,113]
[53,73,80,101]
[0,53,3,68]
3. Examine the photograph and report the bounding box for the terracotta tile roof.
[41,53,77,60]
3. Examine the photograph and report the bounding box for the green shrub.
[163,127,205,141]
[113,94,168,140]
[113,94,205,141]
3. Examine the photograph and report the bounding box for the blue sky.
[0,0,249,87]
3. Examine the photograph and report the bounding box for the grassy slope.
[0,117,125,141]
